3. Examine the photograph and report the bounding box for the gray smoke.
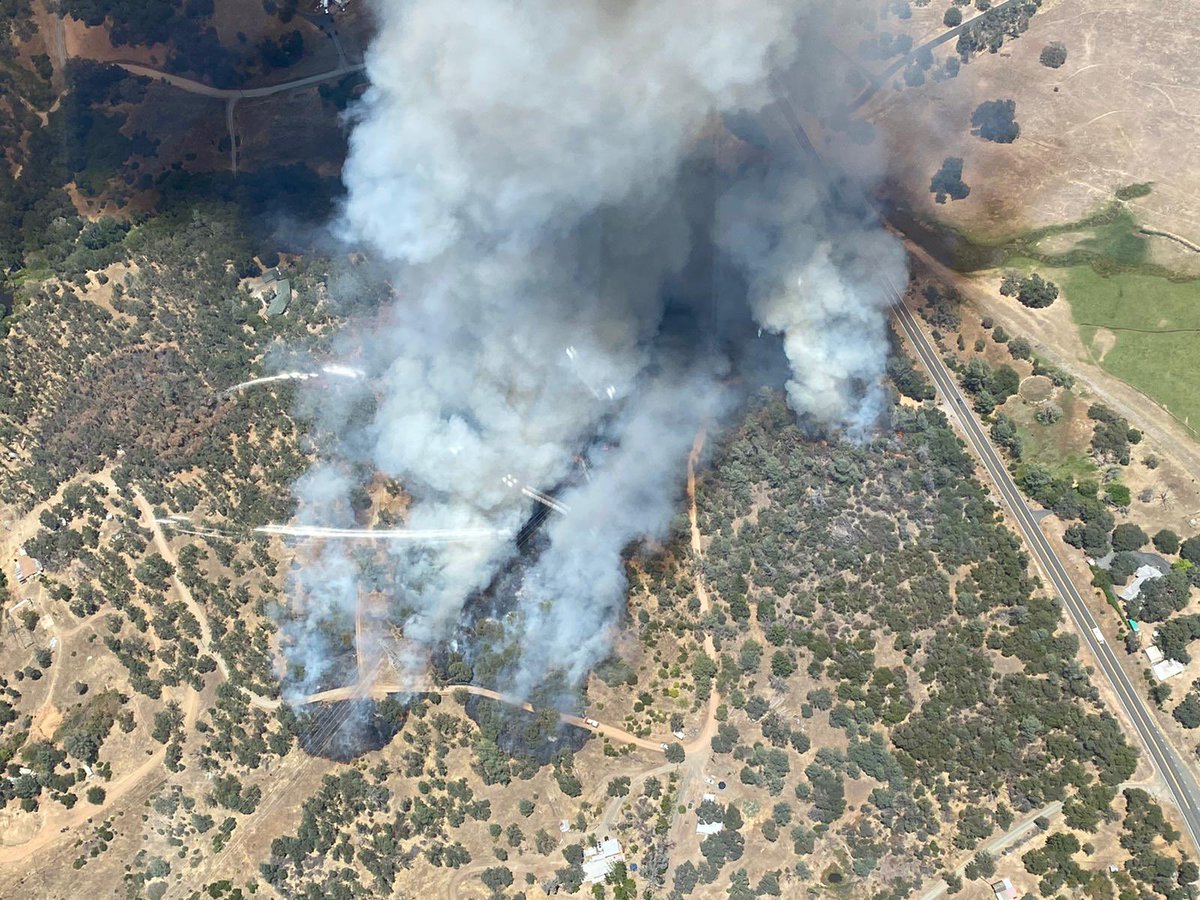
[280,0,906,698]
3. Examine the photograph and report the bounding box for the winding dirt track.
[133,489,232,693]
[3,430,724,882]
[660,427,722,857]
[285,682,678,754]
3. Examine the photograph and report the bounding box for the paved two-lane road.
[894,299,1200,852]
[114,60,365,101]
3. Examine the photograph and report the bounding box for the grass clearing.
[1005,388,1097,484]
[999,204,1158,274]
[920,196,1200,434]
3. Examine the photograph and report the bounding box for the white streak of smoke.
[256,524,501,542]
[227,365,363,395]
[283,0,906,695]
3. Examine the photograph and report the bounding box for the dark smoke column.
[283,0,905,695]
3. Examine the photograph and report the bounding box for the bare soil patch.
[0,806,42,849]
[61,16,166,67]
[1019,374,1055,402]
[1090,326,1117,363]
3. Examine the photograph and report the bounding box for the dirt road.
[132,489,231,697]
[916,800,1064,900]
[113,60,365,101]
[291,681,674,753]
[0,747,166,865]
[665,426,722,854]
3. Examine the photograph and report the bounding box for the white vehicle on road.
[583,717,600,728]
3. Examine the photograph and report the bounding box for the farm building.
[581,837,624,884]
[13,554,42,585]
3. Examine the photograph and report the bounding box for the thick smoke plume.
[281,0,906,698]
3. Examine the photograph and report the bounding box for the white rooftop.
[1119,565,1164,602]
[582,837,624,884]
[1152,658,1186,682]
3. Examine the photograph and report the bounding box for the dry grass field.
[855,0,1200,261]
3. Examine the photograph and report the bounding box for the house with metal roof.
[266,280,292,317]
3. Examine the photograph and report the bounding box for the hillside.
[3,2,1200,898]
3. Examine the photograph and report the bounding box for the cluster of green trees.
[1119,789,1196,897]
[199,684,295,773]
[464,695,587,788]
[0,0,34,60]
[257,30,305,71]
[919,282,964,332]
[657,380,1155,893]
[896,40,962,89]
[955,354,1021,414]
[857,31,914,61]
[1086,403,1140,464]
[1000,270,1059,308]
[930,157,970,203]
[955,0,1041,61]
[971,98,1020,142]
[1022,831,1088,894]
[1040,41,1067,68]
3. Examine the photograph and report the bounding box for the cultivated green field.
[1027,259,1200,432]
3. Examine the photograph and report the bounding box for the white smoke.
[715,168,908,431]
[280,0,906,697]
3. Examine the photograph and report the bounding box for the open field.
[1000,255,1200,434]
[1064,267,1200,434]
[853,0,1200,271]
[1007,385,1098,484]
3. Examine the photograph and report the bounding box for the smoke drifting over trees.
[282,0,907,698]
